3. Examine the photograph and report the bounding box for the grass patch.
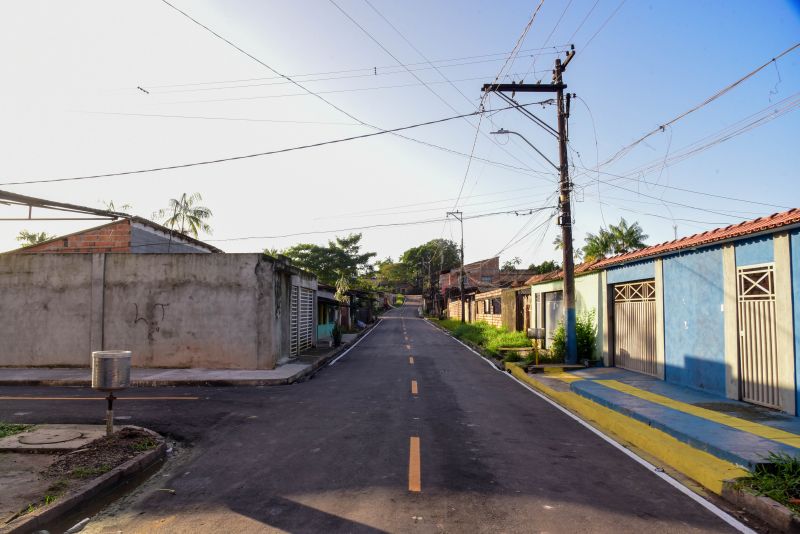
[0,422,32,438]
[434,319,530,357]
[737,452,800,513]
[130,437,157,452]
[69,465,111,479]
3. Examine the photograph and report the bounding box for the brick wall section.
[20,220,131,253]
[475,310,502,327]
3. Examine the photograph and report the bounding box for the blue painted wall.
[734,235,774,266]
[662,248,727,395]
[606,259,655,285]
[792,230,800,412]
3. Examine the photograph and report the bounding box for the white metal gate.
[298,287,314,353]
[613,280,657,376]
[737,264,780,409]
[290,286,315,356]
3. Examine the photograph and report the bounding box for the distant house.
[7,217,221,254]
[317,284,340,344]
[441,256,540,323]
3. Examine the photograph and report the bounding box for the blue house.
[594,209,800,415]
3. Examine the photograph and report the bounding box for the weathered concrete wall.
[0,254,94,366]
[0,253,313,369]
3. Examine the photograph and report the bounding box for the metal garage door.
[613,280,657,376]
[290,286,315,356]
[737,264,780,409]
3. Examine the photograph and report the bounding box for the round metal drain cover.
[18,429,83,445]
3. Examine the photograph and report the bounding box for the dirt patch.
[8,427,160,520]
[45,427,158,482]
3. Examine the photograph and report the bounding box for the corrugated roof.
[594,208,800,269]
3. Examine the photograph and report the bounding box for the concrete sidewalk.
[510,364,800,472]
[0,325,376,387]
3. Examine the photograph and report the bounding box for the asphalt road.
[0,298,742,533]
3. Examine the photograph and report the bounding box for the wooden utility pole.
[481,46,578,363]
[447,210,465,323]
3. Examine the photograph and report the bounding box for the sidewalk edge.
[504,363,749,495]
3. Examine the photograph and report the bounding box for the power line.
[205,205,556,242]
[166,72,539,105]
[598,40,800,168]
[0,102,547,186]
[579,0,627,56]
[139,45,571,90]
[76,110,363,126]
[566,0,600,43]
[157,0,556,189]
[453,0,547,210]
[328,0,549,181]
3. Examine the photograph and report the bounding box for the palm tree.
[609,218,648,254]
[582,230,615,262]
[153,193,213,237]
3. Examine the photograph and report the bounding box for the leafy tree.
[16,230,55,246]
[528,260,560,274]
[153,193,212,237]
[501,257,522,271]
[400,239,460,291]
[279,233,376,285]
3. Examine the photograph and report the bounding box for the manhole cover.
[18,429,84,445]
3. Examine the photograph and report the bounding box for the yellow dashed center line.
[409,356,414,365]
[0,396,199,401]
[411,380,418,395]
[409,436,421,492]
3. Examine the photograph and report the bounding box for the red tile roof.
[524,260,602,286]
[594,208,800,269]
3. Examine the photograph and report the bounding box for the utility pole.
[447,210,465,323]
[482,46,578,363]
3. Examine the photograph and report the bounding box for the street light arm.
[492,129,559,171]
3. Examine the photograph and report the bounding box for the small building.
[317,284,340,344]
[592,209,800,415]
[8,217,221,254]
[528,262,603,355]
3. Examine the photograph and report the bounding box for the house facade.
[589,209,800,415]
[528,263,604,357]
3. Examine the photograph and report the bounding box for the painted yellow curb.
[505,363,749,494]
[597,379,800,447]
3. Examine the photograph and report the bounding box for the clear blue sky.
[1,0,798,266]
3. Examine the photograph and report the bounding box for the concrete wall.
[662,248,727,395]
[606,259,656,285]
[792,230,800,412]
[735,235,774,266]
[0,253,315,369]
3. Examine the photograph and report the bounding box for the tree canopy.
[16,230,55,246]
[553,218,648,262]
[278,233,376,285]
[527,260,560,274]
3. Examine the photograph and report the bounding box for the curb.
[1,428,166,534]
[423,319,504,370]
[0,322,382,388]
[503,362,749,495]
[721,480,800,533]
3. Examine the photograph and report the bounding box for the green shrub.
[737,452,800,513]
[503,351,522,363]
[550,309,597,361]
[434,319,529,357]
